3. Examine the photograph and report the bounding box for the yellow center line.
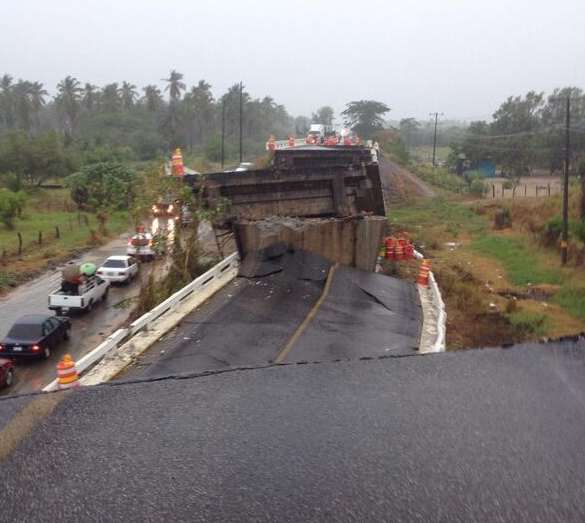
[275,263,339,364]
[0,392,66,463]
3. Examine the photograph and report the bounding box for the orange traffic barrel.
[416,259,432,287]
[384,237,395,260]
[394,240,404,261]
[57,354,80,390]
[171,148,184,176]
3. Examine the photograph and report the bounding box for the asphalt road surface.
[2,341,585,520]
[0,234,145,396]
[121,250,421,381]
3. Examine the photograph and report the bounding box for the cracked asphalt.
[120,251,421,380]
[2,341,585,520]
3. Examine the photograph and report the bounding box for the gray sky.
[1,0,584,123]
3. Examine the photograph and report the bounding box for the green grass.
[0,210,129,255]
[508,310,549,337]
[413,165,467,193]
[390,199,487,236]
[471,235,562,286]
[554,286,585,322]
[411,145,451,164]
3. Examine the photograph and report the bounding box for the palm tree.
[55,75,82,137]
[142,85,163,112]
[163,70,186,102]
[29,81,48,132]
[120,81,138,110]
[0,74,15,129]
[81,83,98,111]
[183,80,214,148]
[13,80,33,133]
[101,83,121,112]
[161,70,186,147]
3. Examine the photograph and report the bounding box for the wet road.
[0,218,222,396]
[0,234,143,395]
[121,251,421,381]
[4,341,585,521]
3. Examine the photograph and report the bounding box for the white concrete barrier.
[414,249,446,352]
[43,253,240,392]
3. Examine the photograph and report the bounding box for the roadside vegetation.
[389,193,585,349]
[0,188,130,293]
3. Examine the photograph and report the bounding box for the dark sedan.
[0,314,70,360]
[0,358,14,388]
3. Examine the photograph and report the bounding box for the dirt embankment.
[388,197,585,350]
[378,157,436,204]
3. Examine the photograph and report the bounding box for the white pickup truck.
[48,276,110,315]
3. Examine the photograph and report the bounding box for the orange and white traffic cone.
[394,241,404,261]
[416,259,431,287]
[384,237,395,260]
[57,354,80,390]
[171,148,184,176]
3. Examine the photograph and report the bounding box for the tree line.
[0,70,391,184]
[449,87,585,177]
[0,70,298,164]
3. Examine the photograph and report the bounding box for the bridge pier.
[234,215,386,272]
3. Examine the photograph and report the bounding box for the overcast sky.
[1,0,584,123]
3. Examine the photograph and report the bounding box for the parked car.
[48,275,109,315]
[97,255,139,284]
[0,315,71,360]
[0,359,15,389]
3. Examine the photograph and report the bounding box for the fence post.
[548,183,551,197]
[38,231,42,245]
[512,186,516,199]
[492,185,495,199]
[17,232,22,255]
[524,185,527,196]
[55,225,60,239]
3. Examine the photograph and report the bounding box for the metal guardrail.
[43,253,240,392]
[127,252,239,335]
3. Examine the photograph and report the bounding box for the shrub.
[0,190,26,229]
[572,219,585,244]
[494,208,512,230]
[542,215,563,247]
[469,178,487,197]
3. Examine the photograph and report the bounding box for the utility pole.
[239,81,244,164]
[220,98,225,169]
[430,112,442,167]
[561,96,571,265]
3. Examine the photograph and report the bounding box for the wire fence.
[0,213,92,261]
[486,181,562,200]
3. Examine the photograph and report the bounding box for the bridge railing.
[43,253,240,392]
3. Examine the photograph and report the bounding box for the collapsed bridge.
[188,145,387,271]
